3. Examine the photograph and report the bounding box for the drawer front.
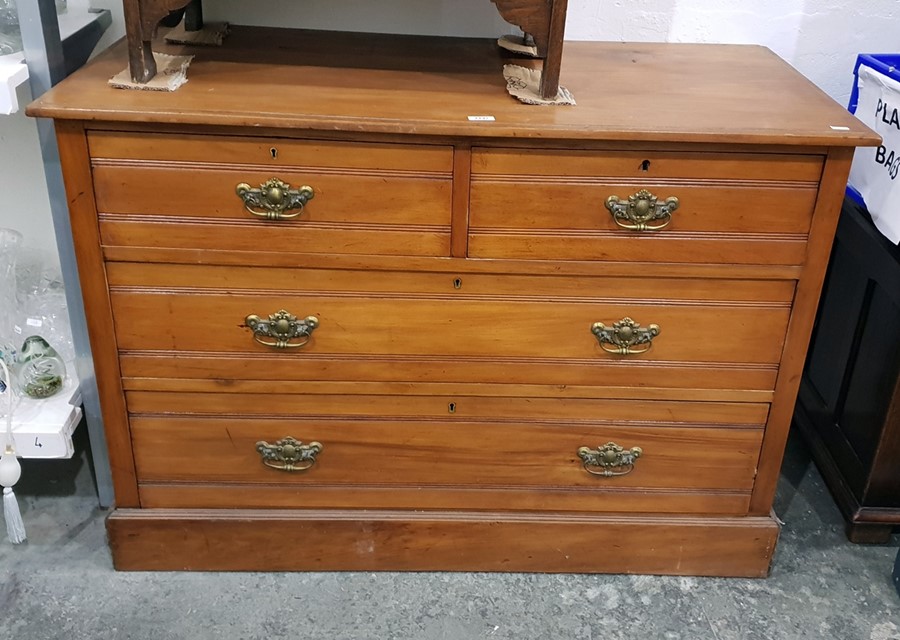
[468,148,821,265]
[109,267,792,367]
[89,132,453,257]
[126,392,770,426]
[131,412,764,497]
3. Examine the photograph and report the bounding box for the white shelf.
[1,6,110,114]
[8,370,81,459]
[0,52,28,114]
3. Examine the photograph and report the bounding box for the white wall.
[0,82,51,265]
[567,0,898,107]
[2,0,897,263]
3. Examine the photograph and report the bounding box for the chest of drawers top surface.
[29,27,875,147]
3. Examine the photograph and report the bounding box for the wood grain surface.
[28,29,878,147]
[107,508,780,576]
[129,417,763,492]
[34,33,879,575]
[108,288,791,364]
[55,121,140,507]
[137,483,753,514]
[118,355,780,400]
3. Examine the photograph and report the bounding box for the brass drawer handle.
[605,189,679,231]
[245,310,319,349]
[591,317,660,355]
[577,442,643,477]
[256,437,323,472]
[235,178,315,220]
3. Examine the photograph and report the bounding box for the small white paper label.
[13,325,22,335]
[26,318,43,328]
[830,125,850,131]
[467,115,496,121]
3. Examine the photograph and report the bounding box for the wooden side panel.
[107,509,780,576]
[750,147,855,513]
[55,121,140,507]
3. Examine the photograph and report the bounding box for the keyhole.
[270,147,278,159]
[448,402,456,414]
[640,159,651,172]
[453,277,462,289]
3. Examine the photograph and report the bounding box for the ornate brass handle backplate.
[256,437,322,472]
[577,442,643,477]
[235,178,315,220]
[591,317,660,355]
[605,189,679,231]
[245,310,319,349]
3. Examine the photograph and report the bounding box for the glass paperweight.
[15,335,66,399]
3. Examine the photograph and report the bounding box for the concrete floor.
[1,427,898,640]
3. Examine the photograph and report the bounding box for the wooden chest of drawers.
[29,28,877,575]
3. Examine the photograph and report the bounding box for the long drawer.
[126,391,770,425]
[468,148,822,265]
[131,403,765,513]
[89,132,453,257]
[108,265,793,379]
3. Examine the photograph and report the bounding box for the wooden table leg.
[123,0,196,83]
[185,0,204,32]
[491,0,569,100]
[123,0,156,83]
[539,0,568,99]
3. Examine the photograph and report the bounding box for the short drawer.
[89,132,453,257]
[108,265,793,370]
[468,148,822,265]
[131,411,764,513]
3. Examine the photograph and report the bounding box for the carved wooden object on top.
[122,0,569,98]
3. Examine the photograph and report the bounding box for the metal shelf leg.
[19,0,115,508]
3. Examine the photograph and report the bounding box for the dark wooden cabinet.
[795,197,900,543]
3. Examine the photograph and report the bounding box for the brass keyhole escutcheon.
[448,402,456,413]
[453,278,462,290]
[640,159,651,172]
[270,147,278,159]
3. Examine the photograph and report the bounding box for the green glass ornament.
[15,336,66,399]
